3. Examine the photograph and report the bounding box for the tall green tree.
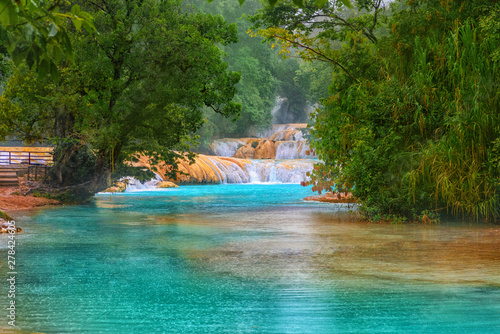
[254,0,500,221]
[0,0,94,78]
[1,0,240,196]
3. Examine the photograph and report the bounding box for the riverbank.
[0,186,60,213]
[303,191,355,204]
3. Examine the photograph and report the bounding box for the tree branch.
[272,34,358,82]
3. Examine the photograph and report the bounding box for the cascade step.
[0,172,18,178]
[0,178,19,186]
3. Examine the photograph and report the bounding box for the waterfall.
[275,141,316,159]
[122,173,164,191]
[245,159,314,183]
[211,139,247,157]
[129,157,316,187]
[206,157,250,183]
[130,123,320,187]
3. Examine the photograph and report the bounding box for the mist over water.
[1,184,499,333]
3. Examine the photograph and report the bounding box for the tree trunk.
[88,154,113,194]
[53,142,82,185]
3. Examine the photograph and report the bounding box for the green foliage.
[302,0,500,221]
[0,210,13,221]
[193,0,275,141]
[1,0,241,194]
[193,0,312,152]
[0,0,95,79]
[50,140,97,186]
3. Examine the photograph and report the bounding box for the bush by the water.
[297,0,500,221]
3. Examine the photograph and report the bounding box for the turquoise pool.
[1,184,499,333]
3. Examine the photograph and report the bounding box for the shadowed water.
[1,184,500,333]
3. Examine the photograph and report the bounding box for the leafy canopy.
[0,0,95,78]
[1,0,241,195]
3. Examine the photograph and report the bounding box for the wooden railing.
[27,165,51,181]
[0,150,53,166]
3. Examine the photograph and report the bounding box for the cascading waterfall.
[275,141,314,159]
[127,123,319,190]
[211,139,248,157]
[206,157,250,183]
[122,173,164,191]
[245,160,314,183]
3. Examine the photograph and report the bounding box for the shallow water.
[1,184,500,333]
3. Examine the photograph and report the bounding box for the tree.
[0,0,94,78]
[1,0,241,197]
[250,0,386,82]
[303,0,500,221]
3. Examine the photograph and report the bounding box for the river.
[1,184,499,333]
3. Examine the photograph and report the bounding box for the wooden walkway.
[0,147,53,187]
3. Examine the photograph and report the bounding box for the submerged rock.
[156,181,178,188]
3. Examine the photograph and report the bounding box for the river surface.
[1,184,500,333]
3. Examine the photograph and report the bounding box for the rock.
[115,181,127,191]
[102,181,127,193]
[156,181,178,188]
[234,144,255,159]
[303,192,355,203]
[102,186,124,193]
[254,140,277,159]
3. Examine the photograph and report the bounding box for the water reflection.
[1,184,499,333]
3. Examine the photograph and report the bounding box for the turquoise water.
[1,184,500,333]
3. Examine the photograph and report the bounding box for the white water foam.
[211,139,247,157]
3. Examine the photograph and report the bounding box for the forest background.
[1,0,500,222]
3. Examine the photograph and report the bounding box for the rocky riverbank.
[303,192,355,204]
[0,186,60,212]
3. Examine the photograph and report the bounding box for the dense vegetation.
[2,0,499,222]
[254,0,500,221]
[190,0,311,152]
[1,0,240,196]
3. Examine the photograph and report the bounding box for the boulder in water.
[102,181,127,193]
[156,181,178,188]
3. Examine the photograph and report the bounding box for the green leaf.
[292,0,304,6]
[52,45,62,62]
[12,43,29,66]
[28,0,39,11]
[48,23,58,37]
[38,58,50,78]
[315,0,328,7]
[268,0,278,6]
[26,49,35,68]
[71,4,81,15]
[7,38,17,53]
[24,23,35,43]
[61,31,73,60]
[0,1,18,26]
[82,20,95,34]
[338,0,353,9]
[238,0,245,5]
[37,31,47,51]
[49,60,60,82]
[72,18,82,30]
